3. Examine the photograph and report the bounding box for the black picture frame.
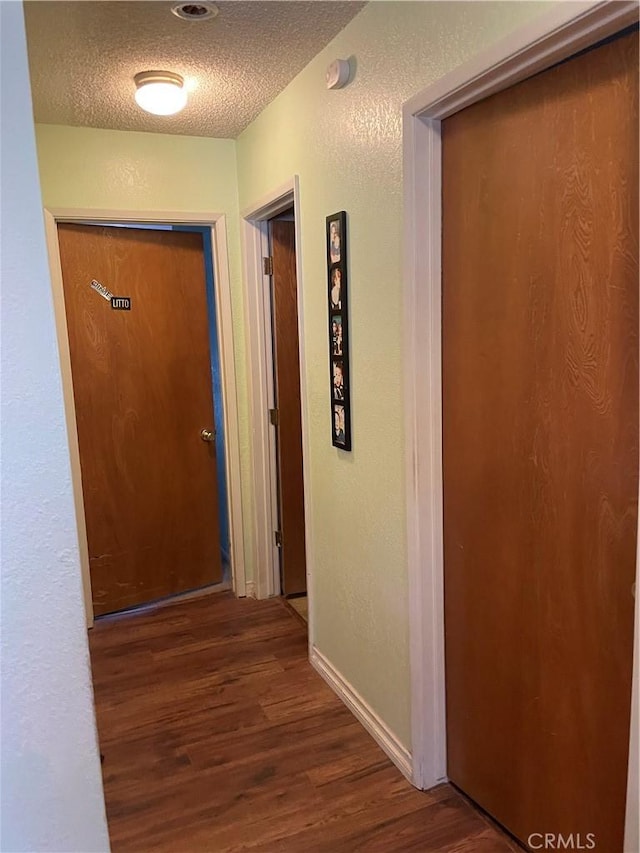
[326,211,351,451]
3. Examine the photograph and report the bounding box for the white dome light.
[134,71,187,116]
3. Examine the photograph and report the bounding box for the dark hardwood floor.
[89,591,519,852]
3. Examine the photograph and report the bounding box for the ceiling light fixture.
[134,71,188,116]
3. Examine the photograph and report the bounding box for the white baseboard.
[245,580,256,599]
[310,646,413,784]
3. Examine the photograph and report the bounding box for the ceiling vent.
[171,2,219,21]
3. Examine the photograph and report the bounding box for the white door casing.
[240,178,315,644]
[44,208,246,626]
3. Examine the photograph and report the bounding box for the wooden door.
[442,31,638,851]
[269,218,307,596]
[58,224,223,616]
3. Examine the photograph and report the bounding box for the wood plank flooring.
[89,592,519,852]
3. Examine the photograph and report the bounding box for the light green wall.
[236,0,549,746]
[35,125,238,212]
[34,124,255,581]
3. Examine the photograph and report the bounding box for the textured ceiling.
[24,1,365,138]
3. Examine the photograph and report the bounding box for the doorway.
[403,4,640,851]
[441,28,637,851]
[44,209,247,624]
[241,179,311,626]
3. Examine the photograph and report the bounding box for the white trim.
[403,110,446,789]
[44,212,95,628]
[626,523,640,853]
[240,178,301,222]
[206,215,247,599]
[240,178,315,648]
[245,580,256,599]
[310,647,413,783]
[403,0,639,796]
[404,0,640,121]
[43,207,246,626]
[241,215,278,602]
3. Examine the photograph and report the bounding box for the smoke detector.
[326,59,351,90]
[171,2,219,21]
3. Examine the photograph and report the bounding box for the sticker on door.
[111,296,131,310]
[90,278,113,301]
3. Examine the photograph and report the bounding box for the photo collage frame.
[326,211,351,451]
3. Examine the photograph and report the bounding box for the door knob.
[200,428,215,443]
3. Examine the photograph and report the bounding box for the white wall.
[0,5,110,851]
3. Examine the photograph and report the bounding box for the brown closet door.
[59,224,223,616]
[442,31,638,851]
[269,219,307,596]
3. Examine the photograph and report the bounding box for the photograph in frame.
[333,404,346,446]
[329,218,341,264]
[330,266,342,310]
[332,359,345,401]
[331,315,343,356]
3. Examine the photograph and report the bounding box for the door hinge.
[274,530,283,548]
[263,256,273,276]
[269,407,279,426]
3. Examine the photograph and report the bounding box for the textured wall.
[34,124,255,582]
[236,0,549,747]
[0,5,110,851]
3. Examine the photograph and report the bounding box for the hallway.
[90,592,518,852]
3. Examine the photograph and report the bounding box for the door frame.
[403,0,639,832]
[240,178,314,628]
[43,207,247,627]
